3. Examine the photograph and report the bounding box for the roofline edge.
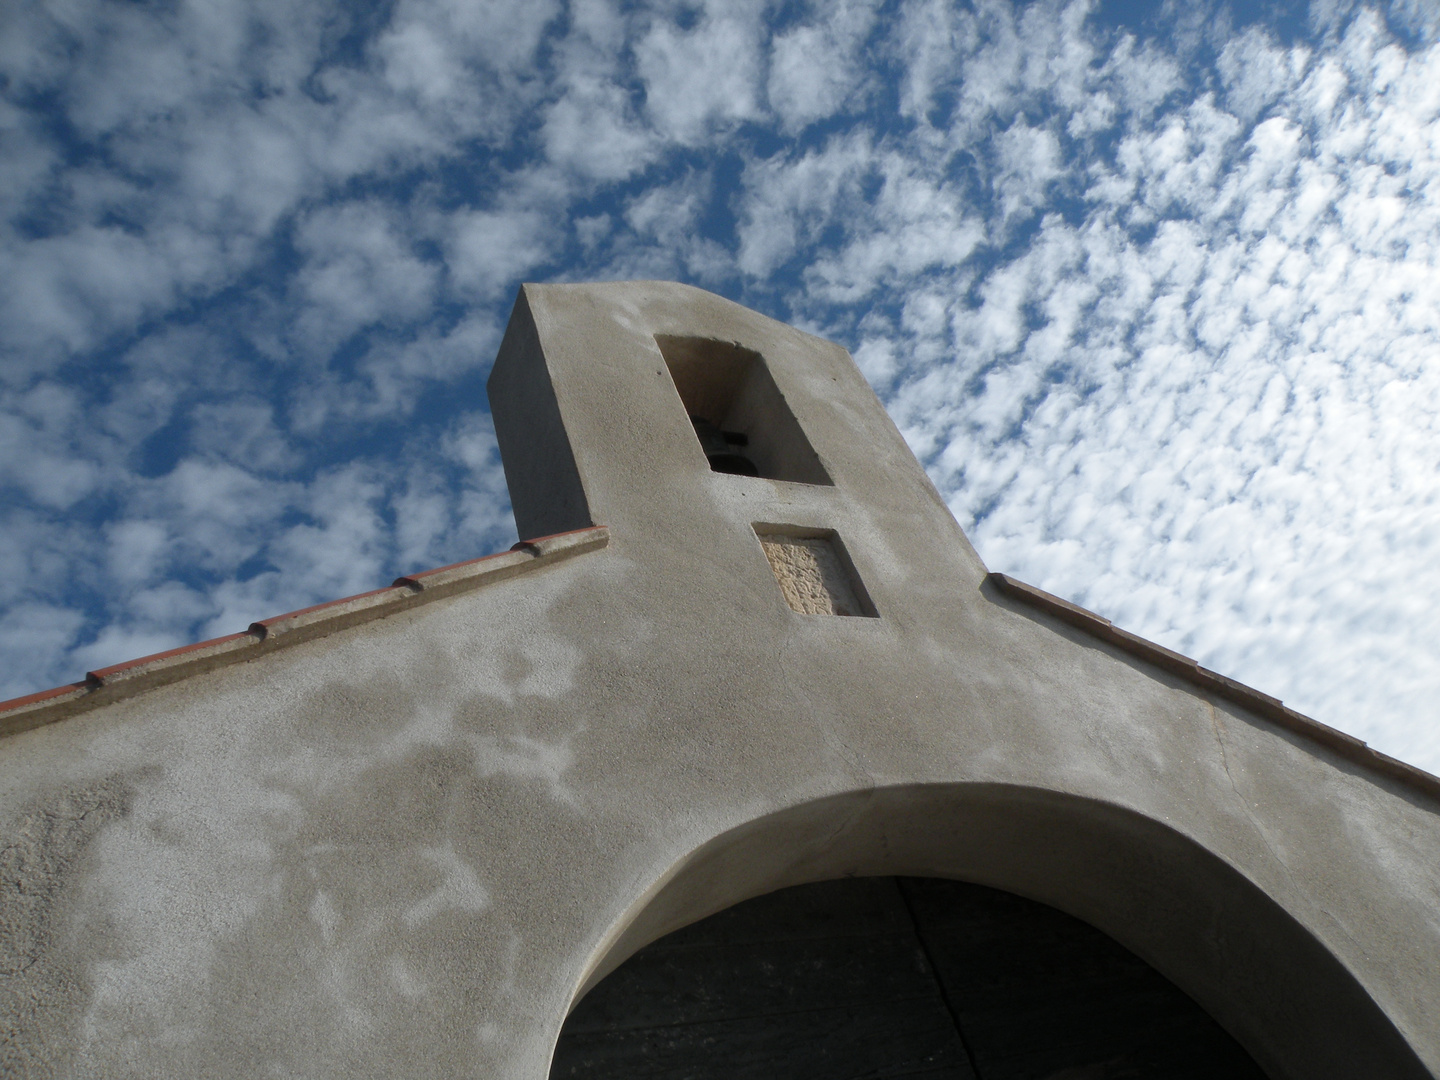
[0,526,610,742]
[987,571,1440,804]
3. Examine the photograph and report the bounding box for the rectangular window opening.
[656,335,832,486]
[753,525,877,618]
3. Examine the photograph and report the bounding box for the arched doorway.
[551,876,1265,1078]
[551,785,1429,1079]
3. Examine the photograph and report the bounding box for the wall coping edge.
[0,527,610,741]
[987,571,1440,804]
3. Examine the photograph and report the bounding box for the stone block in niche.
[755,530,874,617]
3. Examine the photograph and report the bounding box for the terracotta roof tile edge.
[0,525,610,741]
[987,571,1440,803]
[393,526,610,599]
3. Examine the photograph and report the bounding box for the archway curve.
[563,783,1427,1080]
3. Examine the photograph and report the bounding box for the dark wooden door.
[551,877,1267,1079]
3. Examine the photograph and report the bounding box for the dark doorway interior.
[551,877,1267,1079]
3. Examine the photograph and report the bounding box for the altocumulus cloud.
[2,0,1440,771]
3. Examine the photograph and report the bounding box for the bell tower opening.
[656,335,833,485]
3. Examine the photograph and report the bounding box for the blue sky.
[3,0,1440,771]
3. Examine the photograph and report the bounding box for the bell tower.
[488,280,984,636]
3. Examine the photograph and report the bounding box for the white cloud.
[0,603,86,699]
[805,154,982,302]
[445,208,558,303]
[103,519,174,589]
[893,0,975,124]
[189,400,298,474]
[391,0,561,82]
[992,120,1063,222]
[0,98,59,229]
[616,170,733,280]
[575,213,612,250]
[635,4,766,143]
[737,132,873,276]
[766,0,879,130]
[543,78,659,180]
[349,313,505,420]
[1217,29,1305,124]
[539,0,658,180]
[0,384,104,510]
[294,201,440,353]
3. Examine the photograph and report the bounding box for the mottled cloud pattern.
[2,0,1439,770]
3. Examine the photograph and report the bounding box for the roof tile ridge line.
[0,525,610,741]
[986,571,1440,803]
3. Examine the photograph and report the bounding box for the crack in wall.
[1206,700,1370,962]
[1206,700,1292,875]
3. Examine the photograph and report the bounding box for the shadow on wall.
[557,784,1427,1080]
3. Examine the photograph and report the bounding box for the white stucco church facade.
[2,282,1437,1078]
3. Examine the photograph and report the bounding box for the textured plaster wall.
[0,282,1436,1079]
[1,560,603,1077]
